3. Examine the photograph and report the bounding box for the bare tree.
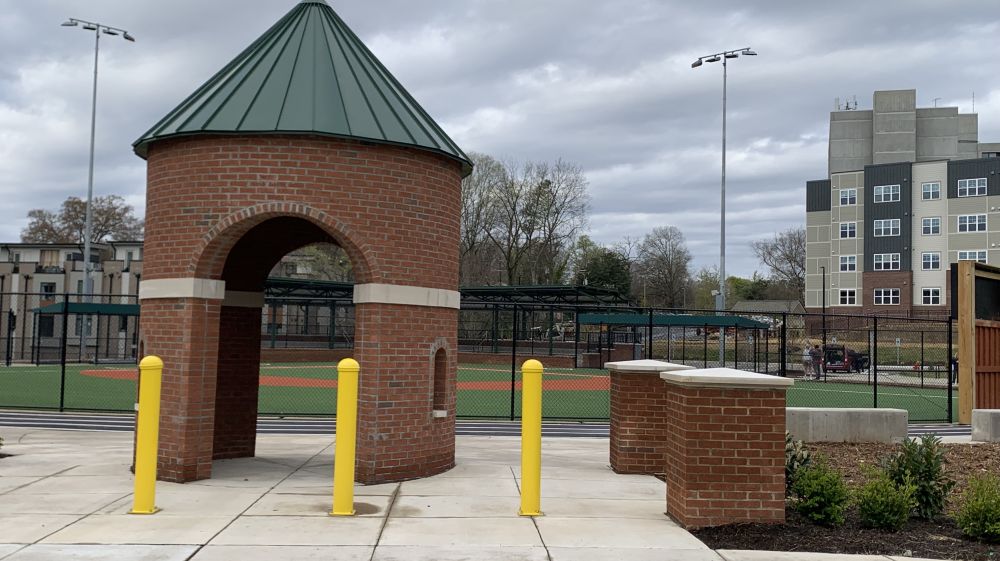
[636,226,692,307]
[481,157,590,285]
[22,195,144,243]
[750,227,806,299]
[460,152,507,285]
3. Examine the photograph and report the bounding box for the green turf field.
[0,362,957,422]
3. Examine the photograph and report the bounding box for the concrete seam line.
[138,278,225,300]
[353,283,460,309]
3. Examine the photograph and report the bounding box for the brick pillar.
[354,302,457,484]
[607,360,693,474]
[661,368,792,529]
[140,292,223,483]
[213,305,262,460]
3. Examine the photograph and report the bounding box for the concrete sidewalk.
[0,427,941,561]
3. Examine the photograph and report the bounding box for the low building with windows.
[805,89,1000,316]
[0,242,144,364]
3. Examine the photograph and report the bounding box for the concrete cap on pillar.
[605,359,694,373]
[660,367,795,388]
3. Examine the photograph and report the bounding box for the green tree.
[574,245,631,297]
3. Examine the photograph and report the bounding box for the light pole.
[692,47,756,366]
[820,265,827,381]
[61,18,135,298]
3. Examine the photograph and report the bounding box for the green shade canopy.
[134,0,472,176]
[578,313,769,329]
[32,302,140,316]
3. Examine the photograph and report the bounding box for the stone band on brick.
[353,283,460,309]
[660,368,792,529]
[138,278,225,300]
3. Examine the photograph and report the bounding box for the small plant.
[785,431,811,487]
[883,434,954,520]
[790,460,850,527]
[856,469,917,532]
[956,474,1000,543]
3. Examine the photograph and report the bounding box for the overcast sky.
[2,1,999,276]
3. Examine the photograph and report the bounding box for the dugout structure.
[134,0,471,483]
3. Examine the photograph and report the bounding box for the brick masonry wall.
[140,134,463,483]
[862,271,913,315]
[663,384,787,528]
[214,306,262,460]
[609,372,669,474]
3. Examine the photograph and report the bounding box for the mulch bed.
[690,442,1000,561]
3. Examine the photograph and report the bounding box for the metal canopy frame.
[261,278,631,307]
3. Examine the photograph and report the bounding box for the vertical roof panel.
[134,1,471,176]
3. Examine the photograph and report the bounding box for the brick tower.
[133,0,471,484]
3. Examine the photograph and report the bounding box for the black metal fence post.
[873,316,879,409]
[647,308,654,360]
[573,310,580,367]
[510,305,518,421]
[59,294,69,412]
[920,330,925,388]
[702,325,708,369]
[779,312,787,377]
[947,316,954,423]
[4,310,12,367]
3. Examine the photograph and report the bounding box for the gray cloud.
[1,0,999,276]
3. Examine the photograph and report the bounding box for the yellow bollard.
[519,359,543,516]
[130,355,163,515]
[331,358,360,516]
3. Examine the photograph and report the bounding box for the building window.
[39,250,60,269]
[873,219,900,237]
[922,217,941,235]
[921,182,941,200]
[40,282,56,297]
[922,288,941,306]
[840,222,857,239]
[38,316,55,338]
[958,178,987,197]
[873,253,901,271]
[874,288,901,305]
[958,214,987,233]
[921,252,941,271]
[839,289,857,305]
[958,250,988,264]
[873,184,901,203]
[76,280,84,294]
[839,255,857,272]
[839,189,857,206]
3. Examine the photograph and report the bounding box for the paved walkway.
[0,427,942,560]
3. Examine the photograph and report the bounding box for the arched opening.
[211,216,360,460]
[433,347,447,413]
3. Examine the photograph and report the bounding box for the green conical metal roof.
[133,0,471,176]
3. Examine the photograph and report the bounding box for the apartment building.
[805,89,1000,316]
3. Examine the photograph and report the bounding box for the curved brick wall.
[140,134,462,483]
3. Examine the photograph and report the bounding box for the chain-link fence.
[0,292,139,411]
[0,292,956,422]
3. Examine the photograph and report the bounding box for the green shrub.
[790,460,850,527]
[856,469,916,532]
[956,475,1000,543]
[785,432,811,487]
[883,435,954,520]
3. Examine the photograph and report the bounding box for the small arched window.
[433,348,447,412]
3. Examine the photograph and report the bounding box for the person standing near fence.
[809,344,823,380]
[801,344,812,377]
